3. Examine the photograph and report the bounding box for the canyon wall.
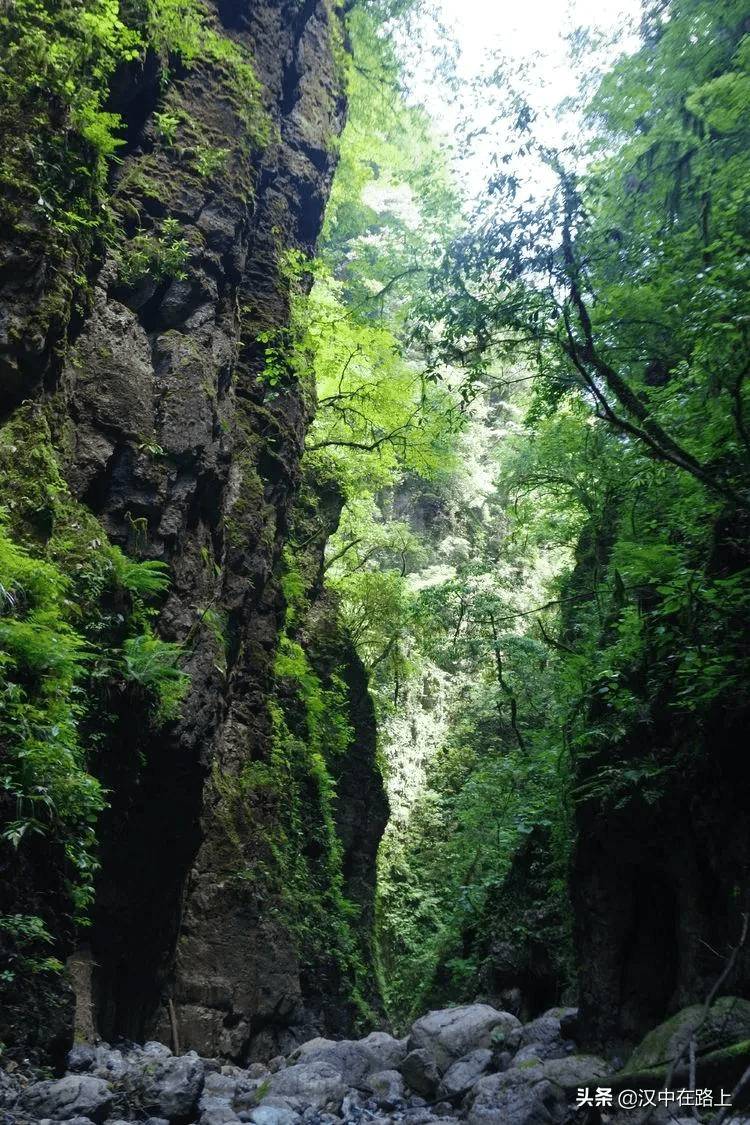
[0,0,386,1065]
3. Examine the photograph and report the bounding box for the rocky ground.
[2,1001,749,1125]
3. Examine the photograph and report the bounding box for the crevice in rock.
[105,50,162,161]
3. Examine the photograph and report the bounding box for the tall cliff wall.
[0,0,386,1065]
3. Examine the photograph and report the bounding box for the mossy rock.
[627,997,750,1071]
[608,998,750,1103]
[611,1038,750,1104]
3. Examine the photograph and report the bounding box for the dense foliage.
[2,0,750,1054]
[0,407,189,1028]
[309,0,750,1028]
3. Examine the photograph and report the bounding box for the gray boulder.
[513,1042,568,1064]
[199,1109,240,1125]
[288,1030,407,1087]
[140,1052,205,1121]
[266,1059,346,1110]
[249,1106,300,1125]
[364,1067,405,1108]
[409,1004,520,1073]
[466,1053,608,1125]
[535,1055,608,1087]
[198,1071,243,1125]
[399,1048,441,1097]
[45,1118,96,1125]
[0,1069,22,1111]
[439,1048,494,1099]
[66,1045,96,1073]
[233,1076,268,1113]
[359,1030,409,1071]
[286,1039,370,1087]
[143,1042,173,1058]
[20,1076,114,1122]
[506,1010,577,1061]
[467,1069,567,1125]
[92,1046,131,1080]
[198,1071,238,1116]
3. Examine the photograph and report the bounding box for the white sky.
[398,0,643,200]
[439,0,639,72]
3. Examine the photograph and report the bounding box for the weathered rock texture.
[1,1004,605,1125]
[0,0,386,1064]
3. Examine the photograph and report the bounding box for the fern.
[111,547,171,598]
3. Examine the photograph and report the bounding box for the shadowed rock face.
[566,511,750,1054]
[0,0,385,1064]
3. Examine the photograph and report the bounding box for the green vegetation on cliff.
[308,0,750,1035]
[2,0,750,1063]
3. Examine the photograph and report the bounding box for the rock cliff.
[0,0,386,1065]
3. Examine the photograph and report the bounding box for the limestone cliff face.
[0,0,386,1064]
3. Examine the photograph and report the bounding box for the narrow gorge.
[2,0,750,1122]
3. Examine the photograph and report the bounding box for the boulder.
[514,1043,564,1064]
[249,1103,300,1125]
[46,1118,96,1125]
[409,1004,520,1073]
[359,1029,409,1071]
[20,1076,114,1122]
[466,1052,608,1125]
[140,1052,205,1121]
[285,1039,370,1086]
[233,1076,268,1113]
[535,1055,609,1087]
[199,1109,240,1125]
[399,1048,441,1097]
[467,1069,567,1125]
[628,996,750,1071]
[364,1068,405,1108]
[439,1048,494,1099]
[198,1071,239,1117]
[266,1058,346,1110]
[288,1030,407,1086]
[66,1045,96,1073]
[143,1042,173,1061]
[92,1046,132,1080]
